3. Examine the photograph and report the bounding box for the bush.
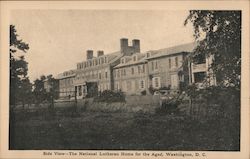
[155,96,181,115]
[93,90,126,103]
[141,90,146,95]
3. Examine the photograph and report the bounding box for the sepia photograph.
[0,1,249,159]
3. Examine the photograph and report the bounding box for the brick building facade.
[55,38,212,99]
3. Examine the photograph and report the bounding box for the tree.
[16,78,33,108]
[33,75,47,105]
[184,11,241,89]
[10,25,31,107]
[9,24,31,149]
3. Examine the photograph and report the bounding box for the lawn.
[10,106,240,150]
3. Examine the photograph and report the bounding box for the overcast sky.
[11,10,194,81]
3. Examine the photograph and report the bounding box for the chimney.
[97,50,104,57]
[86,50,93,60]
[120,38,128,54]
[132,39,140,53]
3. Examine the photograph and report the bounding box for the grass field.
[10,105,240,150]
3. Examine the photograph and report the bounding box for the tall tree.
[10,25,30,106]
[9,25,31,149]
[33,75,47,105]
[184,11,241,89]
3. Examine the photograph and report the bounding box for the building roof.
[55,69,76,80]
[107,51,123,63]
[146,42,196,60]
[114,53,147,68]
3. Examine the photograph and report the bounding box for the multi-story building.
[56,70,76,99]
[113,42,195,95]
[146,43,195,91]
[113,53,148,95]
[55,38,210,98]
[73,38,140,99]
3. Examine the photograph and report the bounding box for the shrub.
[155,95,181,115]
[93,90,126,103]
[141,90,146,95]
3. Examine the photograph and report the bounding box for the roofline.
[56,74,75,80]
[146,51,190,60]
[114,60,147,69]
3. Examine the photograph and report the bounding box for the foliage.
[159,85,171,90]
[155,92,183,115]
[140,90,146,95]
[33,75,47,104]
[149,85,171,95]
[10,25,31,106]
[46,74,59,99]
[185,11,241,89]
[94,90,125,103]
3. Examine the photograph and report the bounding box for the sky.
[11,10,195,81]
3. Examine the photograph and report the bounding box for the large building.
[113,43,195,95]
[56,70,76,99]
[113,52,148,95]
[73,38,140,99]
[55,38,213,99]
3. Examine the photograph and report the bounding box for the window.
[117,70,120,78]
[99,72,102,79]
[152,61,154,70]
[138,66,141,74]
[169,58,171,69]
[123,69,126,76]
[131,67,134,75]
[175,57,178,67]
[104,57,107,63]
[105,71,108,78]
[142,65,145,73]
[153,77,161,88]
[140,80,145,89]
[194,72,206,83]
[155,61,158,69]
